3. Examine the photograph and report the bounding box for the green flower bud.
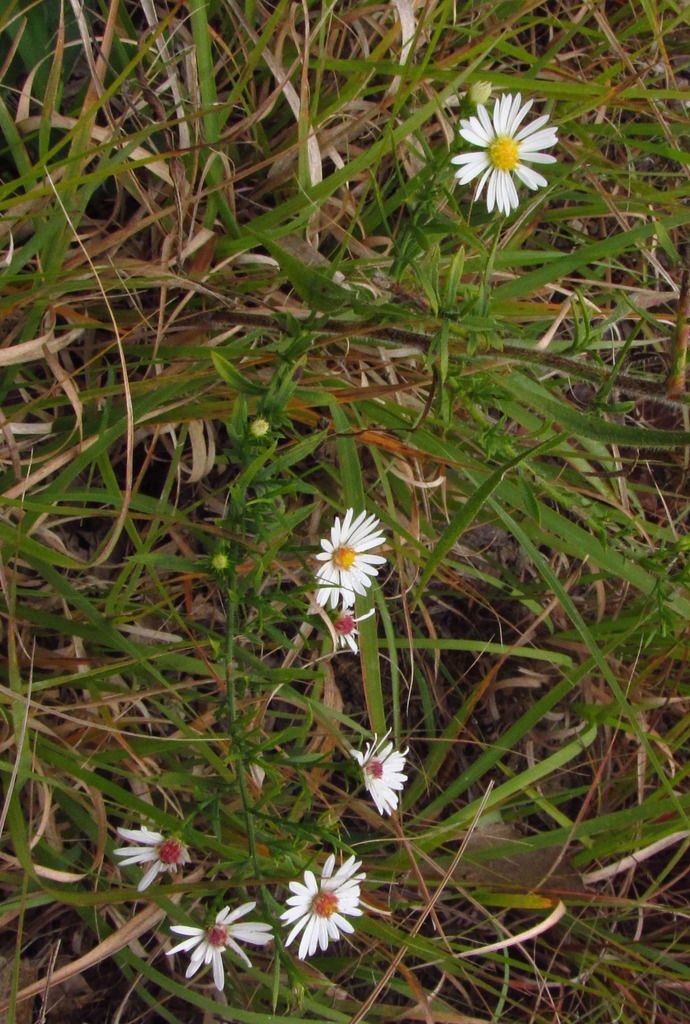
[211,551,230,572]
[469,81,492,107]
[249,417,270,438]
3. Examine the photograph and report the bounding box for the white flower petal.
[459,125,492,148]
[112,848,158,865]
[515,112,551,140]
[462,113,493,144]
[514,164,547,190]
[218,901,256,926]
[518,128,558,152]
[519,150,557,165]
[229,922,273,945]
[503,179,516,214]
[455,162,489,186]
[487,171,497,212]
[507,95,532,134]
[284,912,309,945]
[137,860,162,891]
[225,936,252,968]
[331,913,355,934]
[298,916,318,960]
[185,956,203,979]
[316,918,329,951]
[477,103,494,139]
[344,632,358,653]
[167,934,204,956]
[451,150,488,168]
[116,826,164,845]
[474,165,493,200]
[170,925,204,938]
[281,904,308,925]
[211,949,225,991]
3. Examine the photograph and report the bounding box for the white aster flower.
[167,903,273,991]
[350,731,408,816]
[332,607,375,654]
[452,92,558,215]
[113,826,191,891]
[281,854,365,960]
[315,508,386,609]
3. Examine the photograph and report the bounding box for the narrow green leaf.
[415,436,559,599]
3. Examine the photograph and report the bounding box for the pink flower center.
[207,925,228,947]
[333,546,356,570]
[157,838,184,864]
[312,891,339,918]
[366,759,384,780]
[334,614,355,635]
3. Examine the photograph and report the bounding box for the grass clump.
[1,1,690,1022]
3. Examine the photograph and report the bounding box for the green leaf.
[252,233,353,312]
[415,436,559,599]
[509,372,690,448]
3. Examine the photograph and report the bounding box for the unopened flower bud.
[249,417,270,438]
[469,81,492,107]
[211,551,230,572]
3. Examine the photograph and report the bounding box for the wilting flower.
[315,508,386,609]
[333,608,375,654]
[167,903,273,990]
[351,731,408,816]
[113,826,190,891]
[281,854,365,960]
[452,92,558,215]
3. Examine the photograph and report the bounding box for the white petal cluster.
[167,903,273,991]
[281,854,365,960]
[113,826,191,891]
[315,508,386,609]
[452,92,558,215]
[351,731,408,816]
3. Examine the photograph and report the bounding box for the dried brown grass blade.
[3,864,203,1013]
[457,901,567,958]
[0,902,165,1011]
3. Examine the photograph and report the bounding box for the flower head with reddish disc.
[114,826,191,891]
[167,903,273,990]
[452,92,558,215]
[351,731,408,816]
[281,854,365,960]
[333,607,375,654]
[315,508,386,610]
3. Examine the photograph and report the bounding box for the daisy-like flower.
[315,508,386,610]
[167,903,273,991]
[452,92,558,215]
[333,607,375,654]
[281,854,365,960]
[350,731,408,816]
[113,826,191,891]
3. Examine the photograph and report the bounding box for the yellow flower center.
[333,546,356,570]
[488,136,519,172]
[313,891,339,918]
